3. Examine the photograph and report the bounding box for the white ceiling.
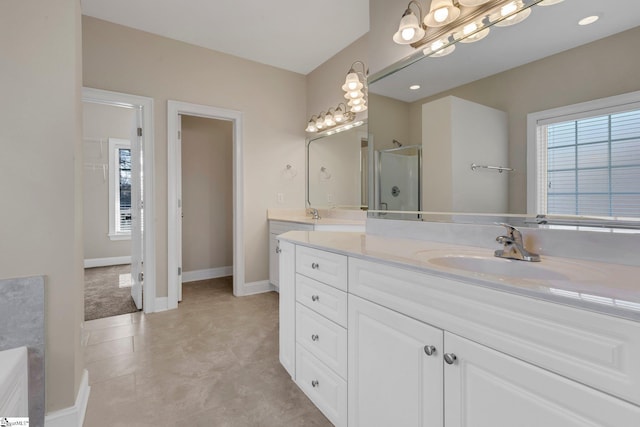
[81,0,370,75]
[371,0,640,102]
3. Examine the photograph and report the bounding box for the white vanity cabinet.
[280,239,640,427]
[348,294,443,427]
[270,221,313,289]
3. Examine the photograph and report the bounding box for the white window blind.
[536,108,640,219]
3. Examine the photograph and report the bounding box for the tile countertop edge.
[278,231,640,323]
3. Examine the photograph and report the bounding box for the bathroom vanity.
[278,227,640,427]
[267,209,365,289]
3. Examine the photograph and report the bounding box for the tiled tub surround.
[0,276,45,426]
[278,227,640,426]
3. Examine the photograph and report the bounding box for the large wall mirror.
[368,0,640,227]
[307,121,372,209]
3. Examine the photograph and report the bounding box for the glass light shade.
[351,102,367,113]
[500,1,518,16]
[495,6,531,27]
[348,98,364,107]
[341,72,363,92]
[324,113,335,127]
[333,107,345,123]
[315,115,325,129]
[305,120,317,132]
[424,0,460,28]
[393,8,426,44]
[578,15,599,26]
[537,0,564,5]
[344,90,365,100]
[425,41,456,58]
[458,0,491,5]
[458,22,491,43]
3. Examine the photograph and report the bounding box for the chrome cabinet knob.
[311,262,319,269]
[311,380,319,388]
[444,353,457,365]
[311,334,319,342]
[311,295,320,302]
[423,345,436,356]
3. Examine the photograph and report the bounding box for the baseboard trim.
[182,266,232,283]
[155,297,169,312]
[241,280,275,296]
[83,256,131,268]
[45,369,90,427]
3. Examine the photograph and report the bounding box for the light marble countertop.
[279,230,640,322]
[268,208,366,226]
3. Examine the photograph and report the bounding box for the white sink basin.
[428,255,569,280]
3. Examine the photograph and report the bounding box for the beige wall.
[408,26,640,213]
[181,116,233,272]
[83,102,134,260]
[368,93,411,151]
[83,16,307,291]
[0,0,83,413]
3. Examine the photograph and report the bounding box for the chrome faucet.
[308,208,321,220]
[494,223,540,262]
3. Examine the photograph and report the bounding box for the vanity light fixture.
[342,61,368,113]
[392,0,554,58]
[393,1,426,44]
[306,103,356,134]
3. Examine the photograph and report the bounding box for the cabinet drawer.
[296,303,347,379]
[296,345,347,427]
[296,246,347,291]
[296,274,347,327]
[349,257,640,406]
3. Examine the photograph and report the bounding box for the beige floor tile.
[83,278,330,427]
[84,336,134,364]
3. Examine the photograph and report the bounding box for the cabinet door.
[444,332,640,427]
[269,233,279,288]
[348,294,444,427]
[278,240,295,379]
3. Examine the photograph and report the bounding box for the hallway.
[83,279,330,426]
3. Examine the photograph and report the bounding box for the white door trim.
[167,100,245,309]
[82,87,156,313]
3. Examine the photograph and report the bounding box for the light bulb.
[334,108,344,123]
[433,7,449,23]
[315,116,324,129]
[464,23,478,36]
[350,98,363,106]
[431,39,444,51]
[351,104,363,112]
[401,27,416,41]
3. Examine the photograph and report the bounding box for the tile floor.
[83,277,332,426]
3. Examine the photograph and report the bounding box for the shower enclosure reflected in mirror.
[376,145,421,211]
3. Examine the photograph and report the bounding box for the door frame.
[167,100,244,309]
[82,87,156,313]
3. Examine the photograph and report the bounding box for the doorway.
[179,115,233,300]
[82,88,156,316]
[167,101,245,309]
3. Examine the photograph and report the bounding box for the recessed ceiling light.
[579,15,599,26]
[409,85,421,90]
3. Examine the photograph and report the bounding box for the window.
[108,138,132,239]
[528,92,640,221]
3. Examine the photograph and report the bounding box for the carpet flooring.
[84,264,140,321]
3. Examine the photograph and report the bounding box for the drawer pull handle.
[423,345,436,356]
[311,295,320,302]
[311,334,319,342]
[311,262,320,269]
[311,380,319,388]
[444,353,457,365]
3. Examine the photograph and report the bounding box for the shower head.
[392,139,403,147]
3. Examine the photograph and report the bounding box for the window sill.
[108,233,131,241]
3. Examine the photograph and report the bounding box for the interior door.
[177,114,183,301]
[130,107,143,309]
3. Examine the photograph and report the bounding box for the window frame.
[527,90,640,222]
[108,137,132,240]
